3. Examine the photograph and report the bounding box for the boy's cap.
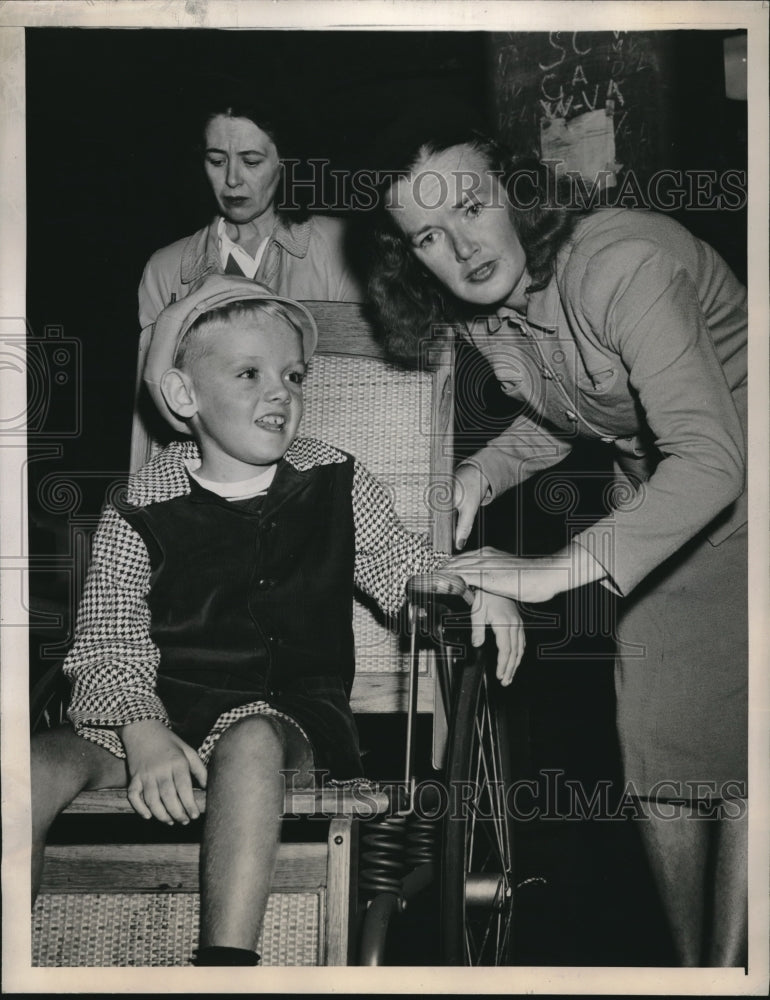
[143,274,318,435]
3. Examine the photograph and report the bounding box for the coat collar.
[474,272,561,340]
[524,276,561,333]
[127,436,347,509]
[182,458,312,522]
[180,216,313,285]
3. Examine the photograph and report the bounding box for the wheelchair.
[30,300,516,967]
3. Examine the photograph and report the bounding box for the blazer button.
[257,578,276,590]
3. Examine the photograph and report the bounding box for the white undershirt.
[217,217,270,280]
[185,457,277,500]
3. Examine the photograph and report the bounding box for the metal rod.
[357,863,435,966]
[358,893,401,966]
[403,603,421,805]
[435,642,454,724]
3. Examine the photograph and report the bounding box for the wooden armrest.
[63,785,391,818]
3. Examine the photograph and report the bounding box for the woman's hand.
[454,464,491,550]
[119,719,208,826]
[470,590,526,686]
[447,543,609,604]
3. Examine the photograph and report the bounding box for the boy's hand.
[469,590,526,687]
[119,719,208,826]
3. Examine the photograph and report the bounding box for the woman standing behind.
[139,95,361,338]
[368,121,748,967]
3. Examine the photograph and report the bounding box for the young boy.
[31,274,523,966]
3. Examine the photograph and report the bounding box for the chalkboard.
[490,31,676,182]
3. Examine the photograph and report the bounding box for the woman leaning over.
[368,120,748,967]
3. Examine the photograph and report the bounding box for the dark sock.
[193,945,261,966]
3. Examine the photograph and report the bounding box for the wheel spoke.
[483,695,513,877]
[470,688,509,874]
[465,885,509,965]
[499,896,514,958]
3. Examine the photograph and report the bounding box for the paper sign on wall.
[539,107,620,188]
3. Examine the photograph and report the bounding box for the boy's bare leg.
[198,715,311,953]
[31,726,128,900]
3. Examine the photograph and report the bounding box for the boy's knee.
[213,715,287,766]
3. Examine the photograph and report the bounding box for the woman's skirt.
[613,521,748,802]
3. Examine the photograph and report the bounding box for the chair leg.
[324,817,358,966]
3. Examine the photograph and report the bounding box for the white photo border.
[1,2,768,994]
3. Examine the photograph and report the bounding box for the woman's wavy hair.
[368,128,586,365]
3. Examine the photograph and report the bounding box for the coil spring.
[405,814,437,869]
[359,815,408,897]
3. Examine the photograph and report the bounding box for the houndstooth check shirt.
[64,437,447,759]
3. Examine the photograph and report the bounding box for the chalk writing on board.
[492,31,667,180]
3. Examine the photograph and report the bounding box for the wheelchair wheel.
[441,650,515,965]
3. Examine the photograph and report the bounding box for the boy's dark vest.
[121,458,357,699]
